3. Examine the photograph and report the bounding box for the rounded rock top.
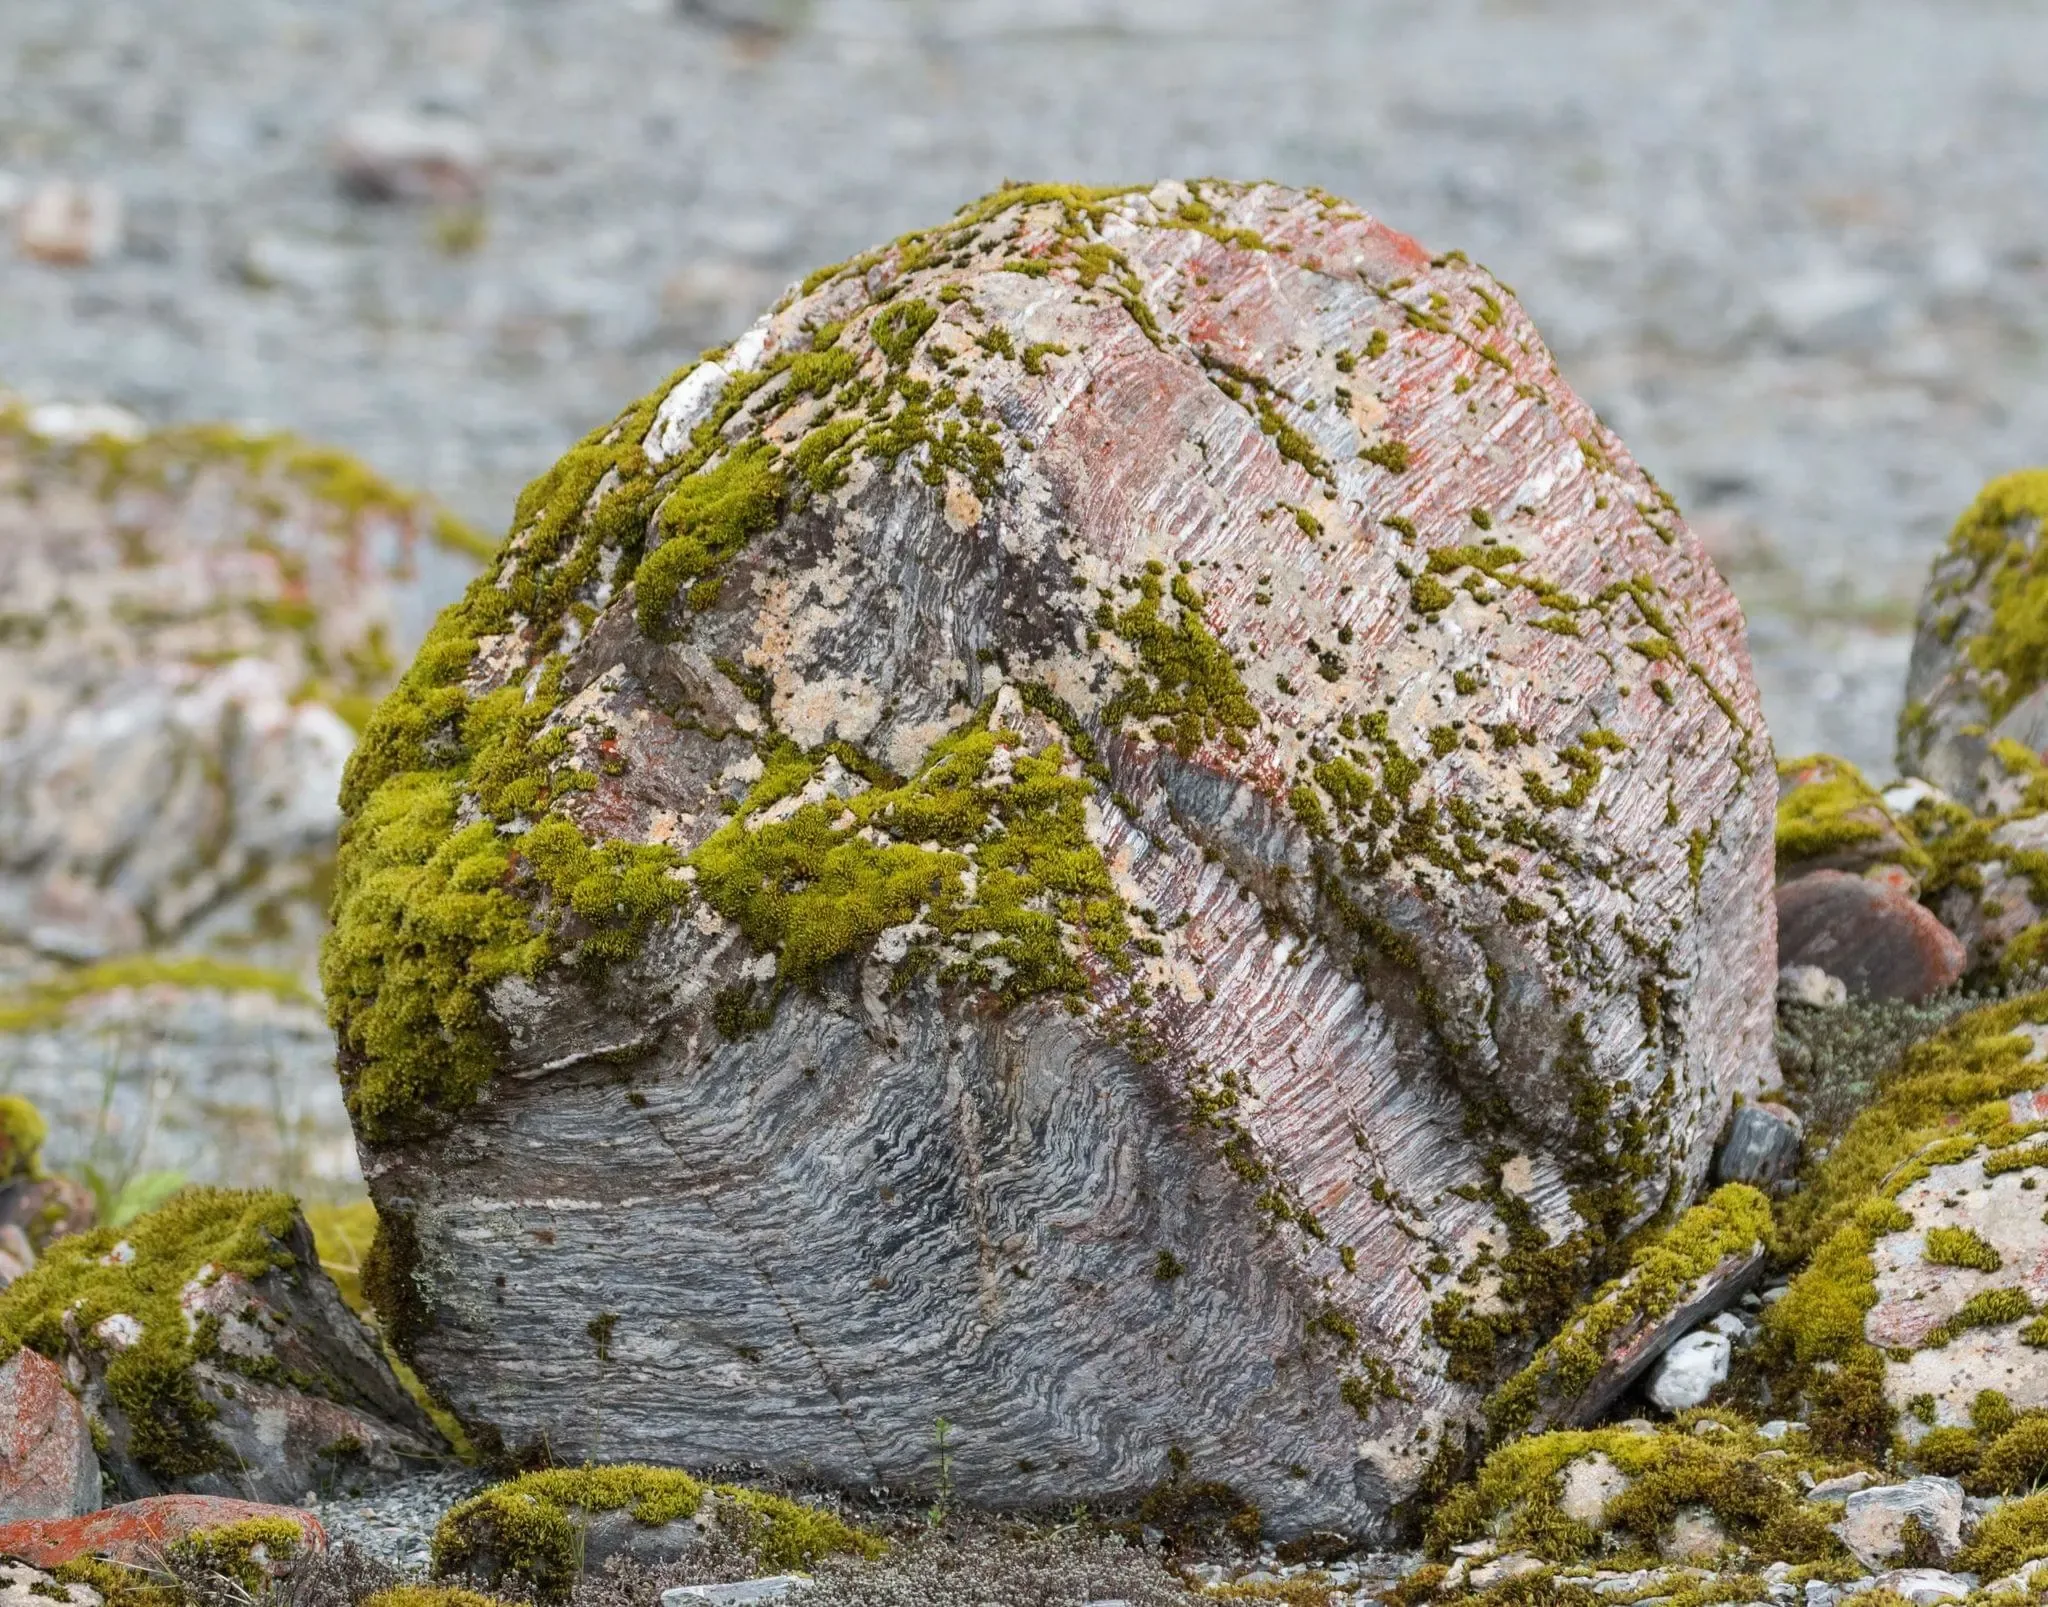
[330,180,1778,1537]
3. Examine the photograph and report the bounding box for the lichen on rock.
[329,178,1777,1537]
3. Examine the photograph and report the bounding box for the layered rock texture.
[331,181,1776,1535]
[0,406,481,1193]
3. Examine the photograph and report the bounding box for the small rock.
[1661,1504,1727,1562]
[15,181,121,266]
[332,111,486,205]
[1981,1557,2048,1596]
[1560,1453,1630,1529]
[17,403,145,445]
[1715,1101,1806,1190]
[1759,1420,1795,1442]
[1466,1554,1545,1590]
[1776,871,1966,1002]
[1777,965,1848,1010]
[0,1349,98,1522]
[1882,779,1951,816]
[1809,1472,1880,1501]
[1647,1330,1731,1412]
[0,1559,99,1607]
[1862,1570,1972,1606]
[0,1495,325,1568]
[1833,1478,1964,1570]
[662,1580,812,1607]
[1706,1313,1750,1343]
[1805,1583,1839,1607]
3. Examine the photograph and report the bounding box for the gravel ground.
[306,1468,487,1576]
[3,0,2046,772]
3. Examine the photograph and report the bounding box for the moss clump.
[691,722,1126,1000]
[1757,989,2048,1457]
[0,1095,46,1181]
[366,1591,507,1607]
[1774,754,1928,878]
[433,1466,881,1603]
[1943,469,2048,722]
[1099,563,1259,755]
[1960,1488,2048,1578]
[1486,1185,1772,1440]
[1923,1224,2002,1272]
[633,441,785,634]
[1973,1416,2048,1494]
[0,1187,298,1480]
[164,1517,305,1592]
[0,957,309,1034]
[1427,1419,1847,1566]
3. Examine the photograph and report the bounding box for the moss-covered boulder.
[1754,990,2048,1468]
[1899,470,2048,813]
[431,1467,879,1603]
[332,181,1776,1537]
[0,404,484,1195]
[0,1186,445,1502]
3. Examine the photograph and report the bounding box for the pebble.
[15,181,119,266]
[1646,1330,1731,1412]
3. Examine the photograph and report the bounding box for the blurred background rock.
[0,0,2043,1189]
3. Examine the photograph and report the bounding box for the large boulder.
[330,181,1777,1536]
[0,404,483,1193]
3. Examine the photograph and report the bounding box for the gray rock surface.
[1834,1479,1965,1571]
[1715,1101,1804,1190]
[348,182,1777,1539]
[0,1348,99,1522]
[3,2,2046,777]
[1646,1330,1731,1414]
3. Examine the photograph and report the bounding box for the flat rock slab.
[0,1495,325,1569]
[1776,870,1965,1001]
[0,1349,98,1523]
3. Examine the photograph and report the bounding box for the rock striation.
[0,405,482,1192]
[330,181,1777,1535]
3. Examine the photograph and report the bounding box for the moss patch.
[1486,1185,1771,1440]
[0,957,310,1034]
[164,1517,304,1593]
[1774,754,1927,878]
[1427,1418,1848,1567]
[0,1187,298,1480]
[1946,469,2048,721]
[1099,563,1260,755]
[433,1466,881,1603]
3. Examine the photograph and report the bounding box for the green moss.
[1360,440,1410,473]
[1774,755,1928,877]
[433,1467,881,1603]
[0,1096,46,1182]
[1926,1285,2035,1346]
[164,1517,305,1593]
[1945,469,2048,721]
[0,1187,298,1480]
[690,722,1125,1000]
[634,442,785,634]
[0,957,309,1033]
[1924,1224,2003,1272]
[1975,1417,2048,1495]
[1428,1420,1846,1566]
[1100,564,1259,754]
[365,1590,506,1607]
[1486,1185,1772,1440]
[1960,1488,2048,1577]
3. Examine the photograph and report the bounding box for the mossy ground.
[1427,1415,1849,1569]
[1774,754,1927,878]
[0,957,310,1033]
[0,1186,298,1479]
[433,1466,882,1603]
[1939,469,2048,723]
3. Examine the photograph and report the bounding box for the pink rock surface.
[1777,869,1966,1001]
[0,1349,98,1523]
[0,1494,324,1569]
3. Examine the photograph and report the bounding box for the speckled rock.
[0,1348,98,1522]
[0,1495,325,1569]
[1775,871,1965,1001]
[1899,472,2048,812]
[0,403,482,1192]
[336,181,1777,1537]
[1833,1479,1964,1570]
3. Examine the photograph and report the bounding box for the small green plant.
[930,1416,956,1523]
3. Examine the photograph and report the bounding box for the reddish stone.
[1776,870,1966,1001]
[0,1349,98,1522]
[0,1495,325,1569]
